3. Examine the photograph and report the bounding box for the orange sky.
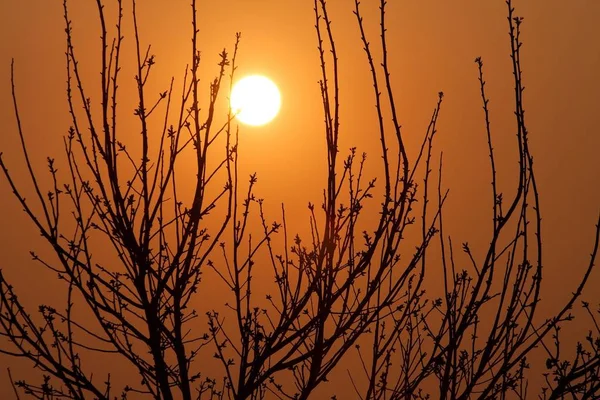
[0,1,599,397]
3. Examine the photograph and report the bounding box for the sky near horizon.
[0,1,599,397]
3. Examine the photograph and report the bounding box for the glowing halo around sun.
[230,75,281,126]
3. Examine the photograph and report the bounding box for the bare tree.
[1,0,598,399]
[341,3,600,399]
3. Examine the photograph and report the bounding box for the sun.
[230,75,281,126]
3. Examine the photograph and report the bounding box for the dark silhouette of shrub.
[1,1,598,398]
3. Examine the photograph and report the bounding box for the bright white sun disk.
[230,75,281,126]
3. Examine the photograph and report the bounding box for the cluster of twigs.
[0,0,598,399]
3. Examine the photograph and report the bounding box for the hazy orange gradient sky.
[0,0,599,397]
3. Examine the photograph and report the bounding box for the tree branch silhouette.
[1,0,598,399]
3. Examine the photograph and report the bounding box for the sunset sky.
[0,1,599,397]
